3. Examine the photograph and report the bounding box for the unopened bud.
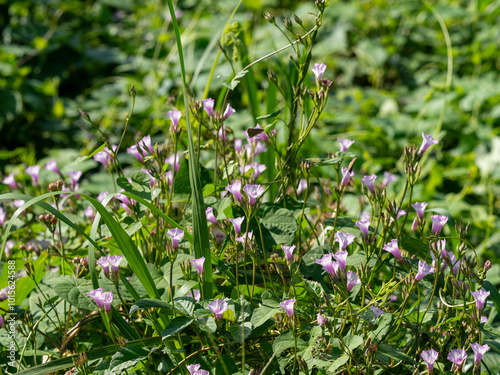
[293,13,302,25]
[283,17,293,32]
[78,108,91,122]
[263,11,275,24]
[484,260,492,271]
[129,85,136,97]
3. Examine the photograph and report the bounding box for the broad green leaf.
[273,331,308,357]
[117,171,153,200]
[230,322,252,344]
[130,299,174,316]
[215,354,239,375]
[197,316,217,333]
[162,316,193,339]
[326,354,349,372]
[174,297,196,317]
[343,335,363,352]
[250,304,279,328]
[253,204,298,250]
[483,281,500,315]
[376,343,416,364]
[109,346,150,372]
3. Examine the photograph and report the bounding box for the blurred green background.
[0,0,499,265]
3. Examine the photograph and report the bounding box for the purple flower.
[396,209,406,220]
[447,349,467,369]
[45,159,61,175]
[223,103,235,119]
[312,63,327,79]
[217,125,227,141]
[243,184,264,206]
[188,289,201,302]
[471,288,490,312]
[383,171,397,187]
[471,343,489,364]
[186,364,201,375]
[421,349,439,372]
[167,228,184,249]
[190,257,205,276]
[383,239,403,261]
[208,299,228,319]
[355,219,370,237]
[229,217,245,235]
[202,98,215,117]
[94,147,113,167]
[415,260,435,281]
[280,299,296,318]
[240,163,267,180]
[334,231,355,250]
[107,255,122,278]
[212,227,226,244]
[282,245,295,262]
[166,153,182,172]
[236,231,253,249]
[361,174,377,193]
[87,288,113,312]
[127,145,144,162]
[2,173,17,189]
[205,207,218,225]
[317,312,327,326]
[68,171,82,186]
[419,132,439,154]
[246,124,268,142]
[347,271,361,292]
[334,250,348,271]
[337,138,355,152]
[411,218,418,231]
[167,109,182,132]
[412,202,427,220]
[234,139,243,152]
[5,240,14,258]
[315,254,339,277]
[297,179,308,195]
[0,287,10,301]
[226,180,243,203]
[341,167,355,186]
[370,305,385,318]
[97,191,109,203]
[26,165,41,184]
[480,315,488,324]
[97,256,111,278]
[138,135,154,154]
[84,206,95,220]
[431,215,448,235]
[0,207,6,226]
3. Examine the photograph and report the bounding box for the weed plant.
[0,1,499,375]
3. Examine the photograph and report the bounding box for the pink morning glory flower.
[87,288,113,312]
[205,207,218,225]
[229,217,245,235]
[297,179,308,195]
[334,251,348,271]
[415,260,435,282]
[94,147,113,167]
[334,231,355,250]
[190,257,205,276]
[166,153,182,172]
[431,215,448,235]
[107,255,122,278]
[45,159,61,175]
[0,207,6,226]
[315,253,339,277]
[138,135,154,154]
[471,343,490,364]
[361,174,377,193]
[212,227,226,244]
[243,184,264,206]
[383,239,403,261]
[396,209,406,220]
[26,165,41,185]
[412,202,427,220]
[312,63,327,79]
[167,228,184,249]
[337,138,355,152]
[481,315,488,324]
[382,171,397,187]
[208,299,228,319]
[419,132,439,154]
[167,109,182,133]
[282,245,295,262]
[202,98,215,117]
[2,173,17,189]
[341,167,355,186]
[370,305,385,318]
[447,349,467,370]
[226,180,243,203]
[234,139,243,152]
[347,271,361,291]
[127,145,144,162]
[241,163,267,180]
[67,171,82,186]
[236,231,253,249]
[317,312,327,326]
[280,299,296,318]
[97,191,109,203]
[355,219,370,237]
[97,257,111,278]
[471,288,490,312]
[84,206,95,220]
[186,364,201,374]
[223,103,235,119]
[188,289,201,302]
[421,349,439,373]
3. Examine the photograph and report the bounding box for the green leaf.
[64,143,105,169]
[215,354,239,375]
[343,335,363,352]
[230,322,252,344]
[326,354,349,372]
[376,343,416,364]
[250,304,279,328]
[109,346,150,372]
[197,316,217,333]
[130,299,174,316]
[162,316,193,339]
[256,109,281,120]
[254,204,298,250]
[117,171,153,200]
[174,297,196,317]
[483,281,500,315]
[273,331,308,357]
